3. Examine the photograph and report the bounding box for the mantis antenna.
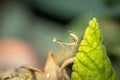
[53,32,78,49]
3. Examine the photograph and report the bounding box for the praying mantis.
[1,32,79,80]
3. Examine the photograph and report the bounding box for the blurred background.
[0,0,120,78]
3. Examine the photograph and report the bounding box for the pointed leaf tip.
[72,18,117,80]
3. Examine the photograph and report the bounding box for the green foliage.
[18,73,32,80]
[71,18,117,80]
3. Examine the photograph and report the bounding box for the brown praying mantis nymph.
[1,32,79,80]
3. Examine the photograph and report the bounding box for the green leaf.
[71,18,117,80]
[18,73,32,80]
